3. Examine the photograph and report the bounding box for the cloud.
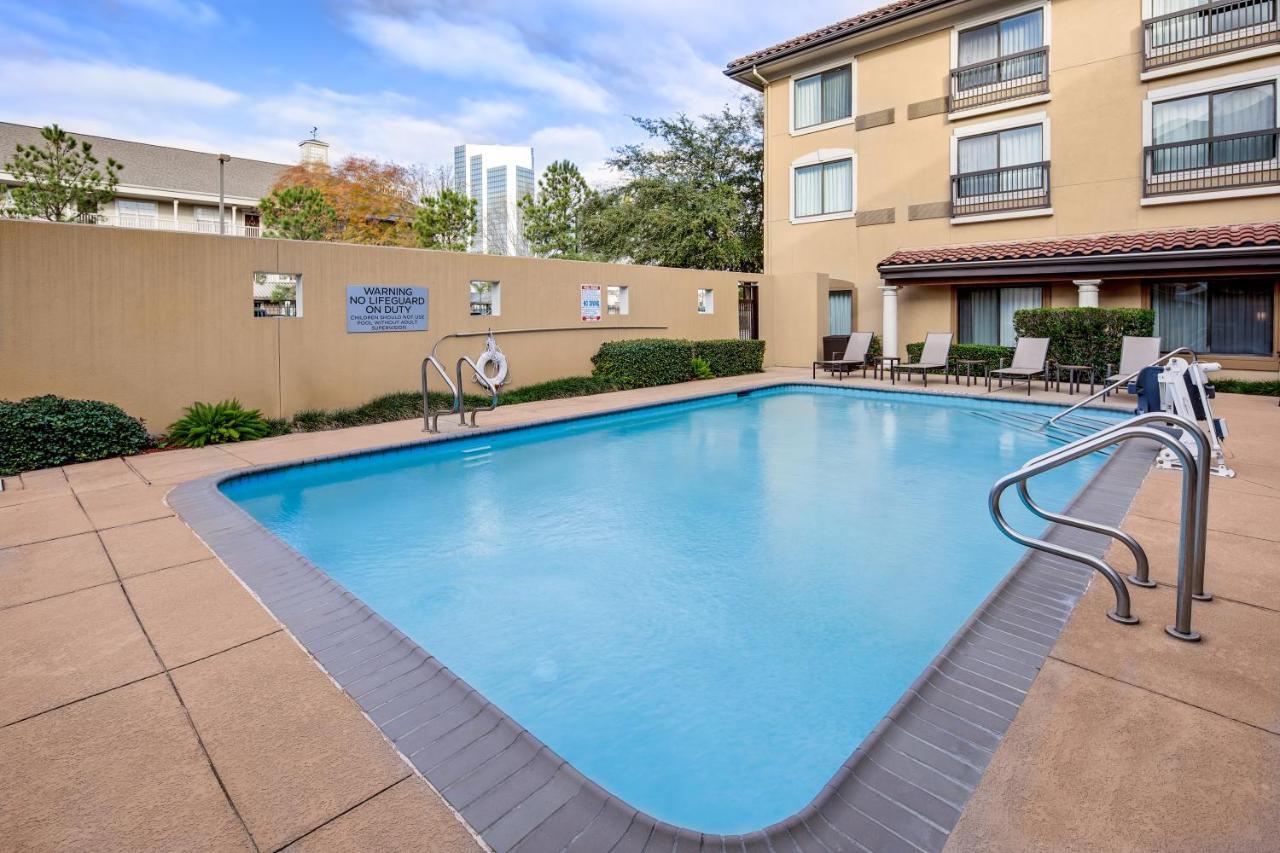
[528,124,614,184]
[115,0,220,27]
[0,58,240,107]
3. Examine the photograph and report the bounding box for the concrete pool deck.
[1,368,1277,851]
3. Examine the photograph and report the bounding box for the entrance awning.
[878,222,1280,283]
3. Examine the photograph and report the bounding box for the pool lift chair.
[1136,356,1235,479]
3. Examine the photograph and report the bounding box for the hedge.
[0,395,151,476]
[591,338,694,387]
[904,342,1013,375]
[693,339,766,377]
[1213,379,1280,397]
[1013,307,1155,374]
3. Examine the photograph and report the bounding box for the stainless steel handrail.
[990,417,1207,641]
[420,355,459,433]
[1026,411,1211,600]
[1045,347,1198,428]
[1016,479,1152,587]
[456,356,498,427]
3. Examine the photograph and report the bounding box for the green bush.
[1013,307,1155,374]
[905,342,1013,374]
[0,395,151,476]
[591,338,695,388]
[1212,379,1280,397]
[166,400,271,448]
[692,339,766,377]
[690,356,714,380]
[497,376,620,405]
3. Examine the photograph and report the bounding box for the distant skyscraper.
[452,143,535,256]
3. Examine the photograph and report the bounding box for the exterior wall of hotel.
[0,220,819,428]
[102,195,262,235]
[758,0,1280,374]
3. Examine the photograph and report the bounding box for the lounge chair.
[813,331,873,380]
[895,332,953,386]
[987,337,1051,396]
[1103,336,1162,399]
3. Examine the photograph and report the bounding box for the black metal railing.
[1143,128,1280,196]
[949,47,1049,112]
[1143,0,1278,70]
[951,161,1051,217]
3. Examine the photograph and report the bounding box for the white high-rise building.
[453,144,535,256]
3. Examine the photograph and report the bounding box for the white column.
[880,284,900,358]
[172,198,179,231]
[231,205,238,236]
[1075,280,1102,308]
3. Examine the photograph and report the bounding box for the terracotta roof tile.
[878,223,1280,268]
[726,0,942,72]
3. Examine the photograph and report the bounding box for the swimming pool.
[223,386,1119,834]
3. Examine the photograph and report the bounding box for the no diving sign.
[346,285,428,333]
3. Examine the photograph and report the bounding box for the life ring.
[474,333,508,387]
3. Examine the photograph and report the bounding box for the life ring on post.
[474,332,508,388]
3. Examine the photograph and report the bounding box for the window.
[793,157,854,218]
[1151,82,1277,172]
[829,291,853,335]
[253,272,302,317]
[1147,0,1276,48]
[956,9,1046,92]
[194,206,230,234]
[470,280,500,316]
[607,285,629,315]
[957,286,1042,346]
[1152,279,1274,355]
[793,65,852,130]
[956,124,1045,194]
[697,289,714,314]
[116,199,158,228]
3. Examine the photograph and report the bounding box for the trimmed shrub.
[1212,379,1280,397]
[591,339,695,388]
[692,339,766,377]
[1013,307,1155,374]
[166,400,271,448]
[497,376,621,405]
[0,395,151,476]
[905,342,1013,374]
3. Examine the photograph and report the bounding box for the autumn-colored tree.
[266,156,418,246]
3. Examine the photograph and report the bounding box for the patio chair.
[895,332,953,386]
[987,337,1051,396]
[1103,336,1162,400]
[812,331,874,380]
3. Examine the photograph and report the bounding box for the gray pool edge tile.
[167,381,1155,853]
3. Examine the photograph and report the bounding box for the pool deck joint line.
[168,378,1156,853]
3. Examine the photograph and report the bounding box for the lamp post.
[217,153,230,235]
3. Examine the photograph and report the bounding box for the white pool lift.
[1151,356,1235,479]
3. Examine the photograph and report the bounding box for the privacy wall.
[0,220,822,428]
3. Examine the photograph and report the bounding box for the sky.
[0,0,883,184]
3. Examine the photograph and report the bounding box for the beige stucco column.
[880,283,900,358]
[1075,280,1102,308]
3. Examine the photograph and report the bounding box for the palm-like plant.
[166,400,271,448]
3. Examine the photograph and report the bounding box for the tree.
[266,156,419,246]
[585,96,763,272]
[413,188,477,251]
[519,160,597,259]
[259,185,337,241]
[2,124,122,222]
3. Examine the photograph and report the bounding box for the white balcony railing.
[84,213,262,237]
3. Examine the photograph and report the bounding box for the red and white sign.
[580,284,602,322]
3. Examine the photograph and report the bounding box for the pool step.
[969,410,1112,447]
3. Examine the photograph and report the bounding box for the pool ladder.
[420,355,499,433]
[989,412,1212,641]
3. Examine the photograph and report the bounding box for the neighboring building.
[453,143,536,256]
[0,122,304,237]
[726,0,1280,378]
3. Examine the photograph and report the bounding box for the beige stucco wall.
[0,220,821,429]
[756,0,1280,372]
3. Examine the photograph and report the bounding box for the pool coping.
[168,379,1155,853]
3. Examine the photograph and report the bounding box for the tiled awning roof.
[725,0,944,74]
[879,223,1280,271]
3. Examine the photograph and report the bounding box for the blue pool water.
[224,386,1118,833]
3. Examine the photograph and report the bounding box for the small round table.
[951,358,987,387]
[1055,363,1096,395]
[872,356,901,384]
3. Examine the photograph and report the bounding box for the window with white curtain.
[828,291,853,335]
[1151,83,1277,172]
[793,157,854,218]
[793,65,852,130]
[1152,279,1274,355]
[116,199,158,228]
[956,8,1045,89]
[956,124,1045,195]
[958,286,1043,346]
[1148,0,1275,47]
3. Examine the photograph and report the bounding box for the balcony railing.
[1143,128,1280,196]
[949,47,1049,113]
[951,161,1051,217]
[1143,0,1279,71]
[86,213,261,237]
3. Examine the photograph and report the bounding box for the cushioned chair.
[987,337,1051,396]
[895,332,953,386]
[813,331,874,380]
